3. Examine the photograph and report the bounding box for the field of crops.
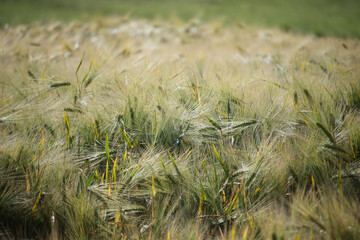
[2,0,360,38]
[1,17,360,239]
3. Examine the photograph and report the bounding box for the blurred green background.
[1,0,360,38]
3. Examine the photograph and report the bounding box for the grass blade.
[27,70,36,81]
[86,172,95,188]
[115,206,121,224]
[118,127,133,148]
[200,179,207,201]
[82,61,93,83]
[152,174,157,197]
[169,152,184,179]
[112,156,118,186]
[262,79,289,90]
[105,160,109,184]
[208,118,222,131]
[304,89,314,105]
[213,144,229,178]
[227,93,231,117]
[76,53,84,77]
[105,133,110,161]
[50,82,71,88]
[227,187,240,216]
[32,191,42,212]
[242,225,249,240]
[232,120,257,130]
[316,122,335,144]
[64,112,70,148]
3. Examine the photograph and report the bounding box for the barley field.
[1,16,360,239]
